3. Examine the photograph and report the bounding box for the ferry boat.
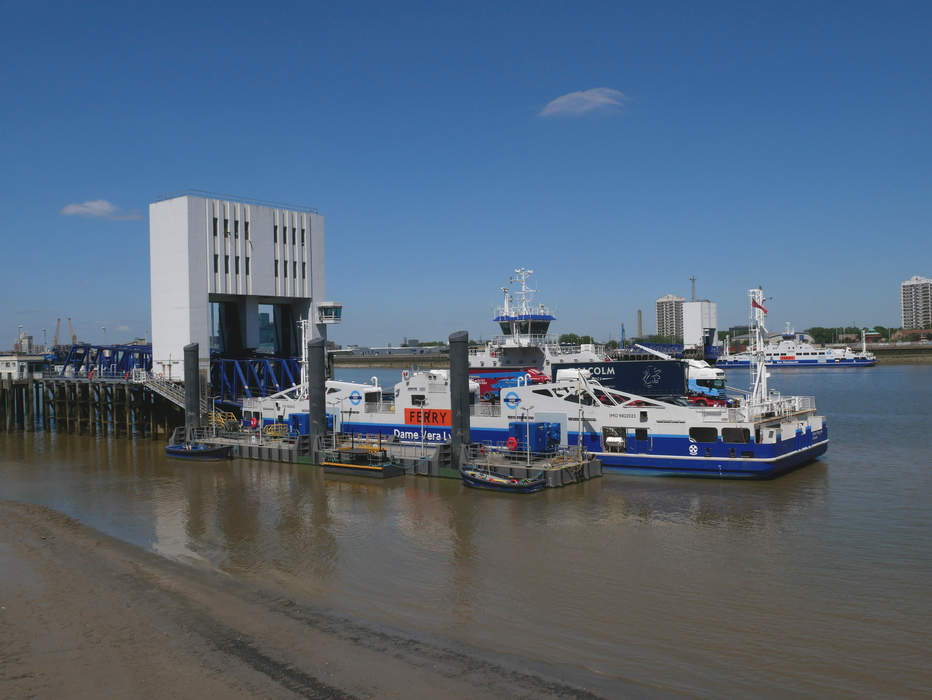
[718,320,876,368]
[245,291,828,479]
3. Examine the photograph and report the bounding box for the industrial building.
[655,294,685,340]
[901,275,932,330]
[682,300,718,349]
[149,191,341,376]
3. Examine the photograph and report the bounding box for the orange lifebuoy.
[506,436,518,451]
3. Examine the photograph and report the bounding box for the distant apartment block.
[901,275,932,329]
[655,294,685,340]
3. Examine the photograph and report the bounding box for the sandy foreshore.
[0,501,605,699]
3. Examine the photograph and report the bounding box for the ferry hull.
[596,439,828,479]
[334,420,829,479]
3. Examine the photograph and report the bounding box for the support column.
[449,330,470,470]
[184,343,200,441]
[307,337,326,459]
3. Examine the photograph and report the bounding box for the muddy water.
[1,365,930,696]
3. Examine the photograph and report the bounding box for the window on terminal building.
[244,221,249,239]
[245,257,250,275]
[274,225,278,243]
[302,262,306,278]
[293,262,297,278]
[284,263,288,278]
[292,227,296,245]
[213,255,218,274]
[234,220,239,237]
[224,219,229,237]
[274,261,278,277]
[212,217,218,236]
[235,256,240,274]
[301,228,305,245]
[224,256,229,274]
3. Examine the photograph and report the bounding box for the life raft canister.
[507,436,518,451]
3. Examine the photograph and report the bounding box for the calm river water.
[2,365,930,697]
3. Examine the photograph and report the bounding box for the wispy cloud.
[61,199,140,220]
[539,87,626,117]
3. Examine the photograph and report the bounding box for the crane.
[67,317,77,345]
[53,318,61,347]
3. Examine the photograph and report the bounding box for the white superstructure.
[149,191,341,374]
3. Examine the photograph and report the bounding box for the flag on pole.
[751,299,768,314]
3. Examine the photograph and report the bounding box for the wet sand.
[0,501,606,699]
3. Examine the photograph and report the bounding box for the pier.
[1,374,181,437]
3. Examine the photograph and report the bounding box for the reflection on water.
[2,365,931,695]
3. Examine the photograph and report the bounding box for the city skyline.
[2,2,930,346]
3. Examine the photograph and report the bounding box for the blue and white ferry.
[246,292,828,479]
[718,319,876,368]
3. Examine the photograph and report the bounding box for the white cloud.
[61,199,140,220]
[539,87,626,117]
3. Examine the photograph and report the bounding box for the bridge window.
[635,428,648,441]
[689,427,718,442]
[532,389,553,397]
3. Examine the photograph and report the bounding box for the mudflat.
[0,501,601,699]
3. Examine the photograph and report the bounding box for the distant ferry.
[718,323,876,368]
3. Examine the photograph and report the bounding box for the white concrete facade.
[149,193,335,374]
[900,275,932,330]
[655,294,685,340]
[683,300,718,348]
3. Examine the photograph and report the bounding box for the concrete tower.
[149,192,341,375]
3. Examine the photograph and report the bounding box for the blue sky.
[2,1,929,347]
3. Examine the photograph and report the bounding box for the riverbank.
[0,501,607,699]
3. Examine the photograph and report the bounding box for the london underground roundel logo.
[503,391,521,409]
[349,390,362,405]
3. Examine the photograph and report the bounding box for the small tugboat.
[460,466,547,494]
[165,442,233,460]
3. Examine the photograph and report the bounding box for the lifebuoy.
[506,436,518,451]
[250,417,258,428]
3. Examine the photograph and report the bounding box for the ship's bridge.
[493,313,555,338]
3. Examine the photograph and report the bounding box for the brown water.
[2,365,930,697]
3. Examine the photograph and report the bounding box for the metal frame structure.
[58,344,153,377]
[210,355,301,404]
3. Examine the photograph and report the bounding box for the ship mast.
[749,287,769,405]
[509,267,535,316]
